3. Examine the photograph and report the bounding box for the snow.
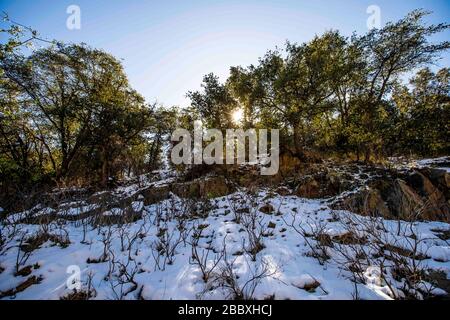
[1,183,449,300]
[131,201,144,213]
[389,156,450,173]
[416,156,450,166]
[113,175,175,198]
[102,208,123,216]
[62,204,99,216]
[291,274,318,289]
[428,246,450,262]
[416,157,450,172]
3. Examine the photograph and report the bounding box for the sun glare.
[232,108,244,124]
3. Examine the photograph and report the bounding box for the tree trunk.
[100,146,109,187]
[293,122,308,162]
[364,146,371,163]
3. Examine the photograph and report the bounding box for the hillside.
[1,157,449,300]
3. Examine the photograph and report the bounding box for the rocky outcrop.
[426,168,450,201]
[12,176,233,225]
[170,176,233,199]
[140,184,171,205]
[336,168,450,222]
[137,176,233,205]
[343,188,391,218]
[295,176,321,198]
[295,169,354,199]
[393,179,425,219]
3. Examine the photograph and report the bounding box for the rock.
[341,188,390,218]
[405,171,449,220]
[87,191,112,205]
[171,176,233,199]
[390,179,424,220]
[365,188,391,218]
[171,181,200,198]
[275,186,292,196]
[295,170,353,199]
[295,176,320,198]
[407,171,444,201]
[198,176,232,198]
[140,185,171,205]
[421,168,450,200]
[338,169,450,222]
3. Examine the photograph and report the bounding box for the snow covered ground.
[1,185,449,300]
[388,156,450,173]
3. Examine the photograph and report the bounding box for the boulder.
[405,170,449,219]
[407,171,445,201]
[171,181,200,198]
[295,176,320,198]
[420,168,450,200]
[199,176,232,198]
[295,169,353,199]
[337,169,450,222]
[140,184,171,205]
[390,179,424,220]
[172,176,233,199]
[275,186,292,196]
[87,191,112,205]
[341,188,390,218]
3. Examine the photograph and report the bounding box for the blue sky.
[1,0,449,107]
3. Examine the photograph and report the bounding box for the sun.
[232,108,244,124]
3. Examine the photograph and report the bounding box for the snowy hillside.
[1,168,449,300]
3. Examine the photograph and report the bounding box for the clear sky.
[1,0,449,107]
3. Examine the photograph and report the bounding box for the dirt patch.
[60,289,94,300]
[259,204,275,214]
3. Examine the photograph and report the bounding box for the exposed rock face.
[343,188,391,218]
[392,179,425,219]
[199,176,233,198]
[13,176,233,225]
[275,186,292,196]
[337,168,450,222]
[405,170,448,219]
[140,184,172,205]
[295,176,321,198]
[170,176,233,199]
[425,168,450,200]
[87,191,112,205]
[295,169,353,199]
[138,176,233,206]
